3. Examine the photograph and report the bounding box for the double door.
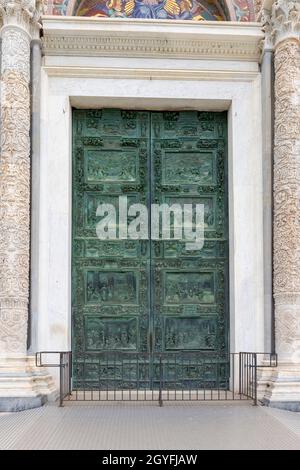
[72,109,228,388]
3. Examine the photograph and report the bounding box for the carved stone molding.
[42,18,263,61]
[43,36,262,60]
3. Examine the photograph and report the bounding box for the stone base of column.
[258,363,300,412]
[0,356,58,412]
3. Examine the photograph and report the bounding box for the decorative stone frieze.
[42,18,263,61]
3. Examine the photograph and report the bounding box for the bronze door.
[72,110,228,389]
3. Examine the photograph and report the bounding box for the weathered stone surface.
[272,2,300,362]
[0,1,43,355]
[260,0,300,408]
[0,1,56,409]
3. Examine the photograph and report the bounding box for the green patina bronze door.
[72,109,228,389]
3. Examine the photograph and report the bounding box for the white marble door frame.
[34,61,264,359]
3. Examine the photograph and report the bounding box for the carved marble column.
[0,1,56,411]
[262,0,300,410]
[273,2,300,362]
[0,1,34,356]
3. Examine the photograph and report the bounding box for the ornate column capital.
[272,1,300,47]
[0,0,46,37]
[259,1,300,52]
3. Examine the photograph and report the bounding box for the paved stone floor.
[0,402,299,450]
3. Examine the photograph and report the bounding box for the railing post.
[246,353,249,398]
[69,352,72,398]
[239,352,242,395]
[59,352,64,407]
[253,353,258,406]
[231,353,235,400]
[158,355,163,407]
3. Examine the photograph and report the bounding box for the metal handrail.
[36,351,72,406]
[35,351,277,407]
[36,351,71,368]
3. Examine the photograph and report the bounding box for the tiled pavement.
[0,402,300,450]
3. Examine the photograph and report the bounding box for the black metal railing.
[239,352,277,405]
[36,351,72,406]
[71,351,232,404]
[36,351,277,407]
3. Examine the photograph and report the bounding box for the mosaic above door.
[75,0,226,20]
[72,109,228,389]
[49,0,255,22]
